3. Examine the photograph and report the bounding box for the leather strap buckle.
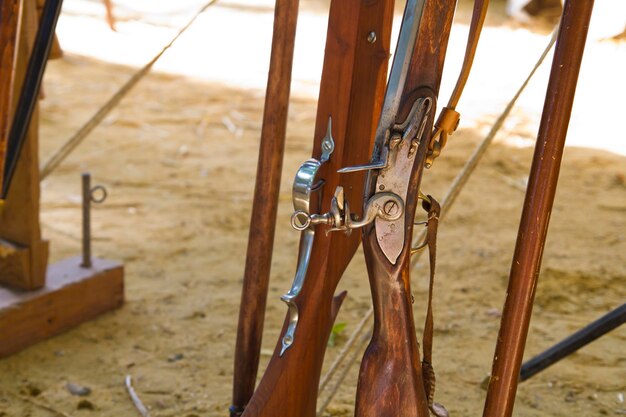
[426,107,460,168]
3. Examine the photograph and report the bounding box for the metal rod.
[482,1,595,416]
[520,303,626,381]
[230,0,299,415]
[81,172,91,268]
[2,0,63,199]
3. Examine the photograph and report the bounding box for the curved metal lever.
[280,226,314,355]
[280,117,334,356]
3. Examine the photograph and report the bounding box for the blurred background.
[1,0,624,416]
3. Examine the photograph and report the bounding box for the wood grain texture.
[483,1,594,416]
[240,0,394,416]
[232,0,300,412]
[0,256,124,358]
[0,0,48,290]
[354,1,456,416]
[0,0,21,189]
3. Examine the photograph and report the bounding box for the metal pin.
[81,173,107,268]
[367,31,377,44]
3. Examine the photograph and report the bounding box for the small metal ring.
[291,211,311,231]
[90,185,108,204]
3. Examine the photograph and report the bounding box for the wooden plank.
[0,256,124,358]
[0,0,48,289]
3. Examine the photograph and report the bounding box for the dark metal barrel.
[521,303,626,381]
[2,0,63,198]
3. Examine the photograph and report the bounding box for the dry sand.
[0,0,624,416]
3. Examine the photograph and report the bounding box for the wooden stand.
[0,257,124,358]
[0,0,124,358]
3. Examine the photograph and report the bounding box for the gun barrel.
[230,0,299,414]
[483,2,596,416]
[3,0,63,198]
[520,303,626,381]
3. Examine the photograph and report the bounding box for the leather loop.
[447,0,489,109]
[427,0,489,166]
[435,107,460,135]
[420,195,444,416]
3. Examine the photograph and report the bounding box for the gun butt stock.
[354,1,456,416]
[355,237,430,417]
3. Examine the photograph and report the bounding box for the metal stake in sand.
[81,173,107,268]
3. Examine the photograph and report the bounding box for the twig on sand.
[125,375,150,417]
[5,391,73,417]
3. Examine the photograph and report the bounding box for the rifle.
[351,0,458,414]
[231,0,299,414]
[235,0,595,415]
[350,4,596,415]
[239,0,395,415]
[343,0,496,413]
[483,1,595,415]
[237,0,489,414]
[520,302,626,382]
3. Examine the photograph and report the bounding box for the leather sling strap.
[427,0,489,166]
[419,3,490,414]
[420,196,446,417]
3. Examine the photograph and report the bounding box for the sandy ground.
[1,0,625,416]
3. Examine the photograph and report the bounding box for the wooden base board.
[0,256,124,358]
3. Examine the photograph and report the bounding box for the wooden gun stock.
[355,1,456,416]
[240,0,394,416]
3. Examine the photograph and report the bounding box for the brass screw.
[367,31,377,44]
